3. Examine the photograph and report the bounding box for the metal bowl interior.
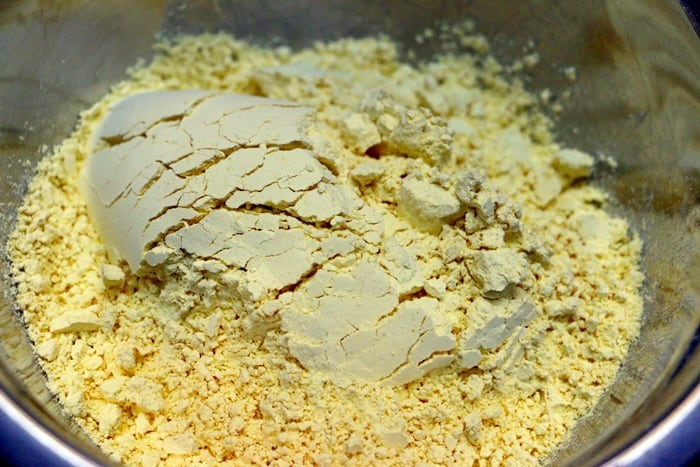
[1,1,699,466]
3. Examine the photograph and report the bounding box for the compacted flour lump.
[8,31,644,466]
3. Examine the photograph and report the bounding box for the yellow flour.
[8,33,643,466]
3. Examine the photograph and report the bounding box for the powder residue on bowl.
[7,31,643,466]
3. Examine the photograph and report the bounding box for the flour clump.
[84,89,541,387]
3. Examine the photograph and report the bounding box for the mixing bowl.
[1,1,698,465]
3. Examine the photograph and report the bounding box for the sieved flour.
[8,32,643,466]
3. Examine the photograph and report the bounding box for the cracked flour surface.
[8,32,643,466]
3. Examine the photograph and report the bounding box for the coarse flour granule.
[8,33,644,466]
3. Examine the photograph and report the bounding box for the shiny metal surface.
[1,1,698,466]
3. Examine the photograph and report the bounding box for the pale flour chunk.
[468,249,529,298]
[553,148,595,178]
[280,261,456,386]
[398,178,463,233]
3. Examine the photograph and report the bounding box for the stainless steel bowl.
[1,1,699,465]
